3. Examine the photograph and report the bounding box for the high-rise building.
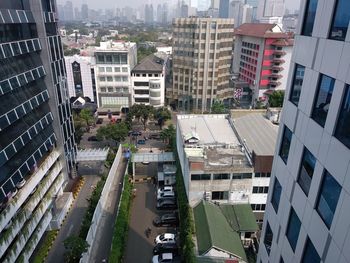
[232,23,293,105]
[0,0,76,262]
[197,0,211,11]
[219,0,229,18]
[157,4,163,24]
[81,3,89,20]
[145,4,154,24]
[169,18,234,112]
[63,1,74,21]
[258,0,350,262]
[229,1,253,27]
[94,41,137,115]
[257,0,285,22]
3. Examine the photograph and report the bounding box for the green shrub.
[32,230,58,263]
[109,175,133,262]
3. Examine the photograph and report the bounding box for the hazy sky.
[58,0,301,12]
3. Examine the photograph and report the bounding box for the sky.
[58,0,301,12]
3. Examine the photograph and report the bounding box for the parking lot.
[124,182,178,263]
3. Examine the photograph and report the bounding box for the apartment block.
[94,41,137,115]
[169,18,234,112]
[232,23,293,105]
[258,0,350,262]
[0,0,76,261]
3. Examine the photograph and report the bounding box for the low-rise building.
[177,113,278,222]
[131,54,166,107]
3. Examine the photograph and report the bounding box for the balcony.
[272,58,285,64]
[269,80,281,86]
[271,65,284,71]
[0,151,60,232]
[273,50,286,56]
[269,73,283,79]
[1,174,64,263]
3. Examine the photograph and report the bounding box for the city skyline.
[57,0,301,13]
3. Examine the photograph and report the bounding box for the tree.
[160,124,176,145]
[211,101,226,114]
[129,104,155,130]
[79,109,94,127]
[63,236,89,263]
[268,90,285,107]
[154,107,171,130]
[73,112,86,144]
[137,46,157,62]
[96,122,129,143]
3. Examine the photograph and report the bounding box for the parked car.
[149,134,161,140]
[137,139,146,145]
[157,191,175,200]
[87,136,98,141]
[16,179,26,189]
[153,213,179,227]
[152,253,180,263]
[156,199,177,210]
[155,233,176,245]
[96,118,103,124]
[157,186,174,197]
[132,131,142,136]
[153,243,179,255]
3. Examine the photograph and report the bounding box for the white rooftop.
[177,114,240,146]
[96,41,136,52]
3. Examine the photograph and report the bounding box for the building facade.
[131,54,166,107]
[169,18,234,112]
[0,0,76,262]
[65,55,96,102]
[233,23,293,105]
[256,0,285,21]
[258,0,350,262]
[94,41,137,115]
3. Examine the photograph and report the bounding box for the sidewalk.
[87,158,128,263]
[45,174,100,263]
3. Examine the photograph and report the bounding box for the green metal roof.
[193,201,247,261]
[220,204,259,232]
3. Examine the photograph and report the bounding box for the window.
[316,170,341,228]
[286,208,301,251]
[211,191,228,200]
[106,67,112,72]
[254,173,271,178]
[271,178,282,213]
[335,85,350,148]
[264,222,273,255]
[107,76,113,82]
[279,126,293,164]
[302,0,318,36]
[311,74,335,127]
[191,174,211,180]
[289,64,305,106]
[329,0,350,41]
[98,67,105,72]
[122,67,128,72]
[114,67,120,72]
[213,173,230,180]
[298,148,316,196]
[251,204,266,211]
[253,186,269,194]
[99,77,106,82]
[302,238,320,263]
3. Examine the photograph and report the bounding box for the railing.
[0,151,60,232]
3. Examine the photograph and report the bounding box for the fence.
[80,144,123,263]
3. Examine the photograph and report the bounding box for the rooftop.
[193,201,247,261]
[233,113,278,156]
[235,23,293,39]
[219,204,259,232]
[132,54,164,73]
[95,41,136,52]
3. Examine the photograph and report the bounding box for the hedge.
[109,174,133,262]
[32,230,58,263]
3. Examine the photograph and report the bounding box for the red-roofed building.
[232,23,294,105]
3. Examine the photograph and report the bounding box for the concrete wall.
[80,145,124,263]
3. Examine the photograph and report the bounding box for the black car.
[156,199,177,210]
[96,118,103,124]
[131,131,142,136]
[87,136,98,141]
[153,213,179,227]
[153,243,179,255]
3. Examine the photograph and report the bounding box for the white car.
[152,253,174,263]
[157,186,174,198]
[155,233,176,245]
[16,179,26,189]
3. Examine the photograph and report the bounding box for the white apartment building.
[176,114,278,222]
[131,54,165,107]
[94,41,137,115]
[65,55,96,102]
[258,0,350,262]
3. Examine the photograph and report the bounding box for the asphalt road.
[124,182,175,263]
[45,174,100,263]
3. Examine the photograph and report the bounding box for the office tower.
[162,3,169,24]
[169,18,234,112]
[229,1,253,27]
[0,0,76,262]
[63,1,74,21]
[65,55,96,102]
[94,41,137,115]
[258,0,350,262]
[245,0,258,20]
[232,23,293,105]
[197,0,211,11]
[145,4,154,24]
[74,7,81,21]
[219,0,229,18]
[157,4,163,24]
[81,3,89,20]
[257,0,285,21]
[181,3,189,18]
